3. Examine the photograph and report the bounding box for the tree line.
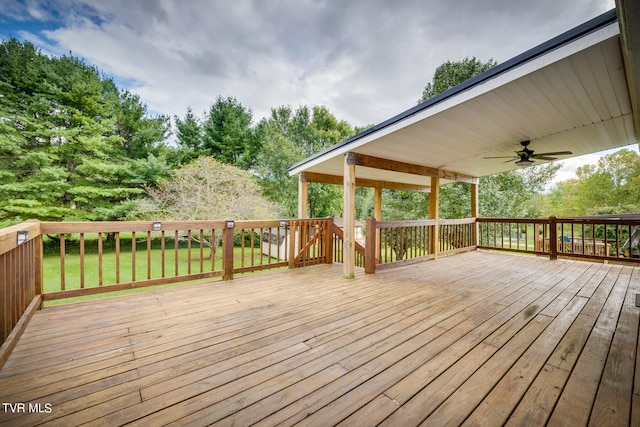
[1,39,638,227]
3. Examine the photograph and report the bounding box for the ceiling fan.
[483,140,573,167]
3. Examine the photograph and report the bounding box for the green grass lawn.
[43,239,283,305]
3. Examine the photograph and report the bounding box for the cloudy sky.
[1,0,636,181]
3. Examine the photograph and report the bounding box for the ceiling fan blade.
[534,156,558,161]
[533,151,573,156]
[483,156,518,159]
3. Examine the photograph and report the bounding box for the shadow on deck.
[0,251,638,426]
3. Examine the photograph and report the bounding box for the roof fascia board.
[617,0,640,144]
[289,9,619,176]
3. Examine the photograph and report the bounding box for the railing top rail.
[439,218,476,225]
[40,219,295,234]
[290,217,332,221]
[477,217,550,224]
[557,214,640,221]
[376,219,436,229]
[555,216,640,224]
[40,220,227,233]
[0,220,42,256]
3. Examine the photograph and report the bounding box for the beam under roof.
[300,171,431,192]
[345,153,478,184]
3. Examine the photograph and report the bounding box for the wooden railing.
[288,218,334,267]
[439,218,477,256]
[552,215,640,263]
[478,218,551,255]
[371,219,434,270]
[331,223,365,268]
[39,220,297,301]
[363,217,477,273]
[0,221,43,368]
[477,215,640,264]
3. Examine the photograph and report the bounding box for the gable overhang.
[289,7,639,188]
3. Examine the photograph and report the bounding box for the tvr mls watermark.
[2,402,53,414]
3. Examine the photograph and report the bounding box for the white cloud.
[1,0,618,132]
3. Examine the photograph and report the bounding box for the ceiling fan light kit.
[484,140,573,167]
[516,159,534,167]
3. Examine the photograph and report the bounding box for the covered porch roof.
[289,5,640,188]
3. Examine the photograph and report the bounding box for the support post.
[429,177,440,259]
[288,220,296,269]
[471,182,479,246]
[27,219,43,307]
[325,217,334,264]
[365,217,377,274]
[222,220,235,280]
[343,155,356,278]
[374,186,382,263]
[549,216,558,260]
[298,175,308,219]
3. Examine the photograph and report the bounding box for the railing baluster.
[132,231,136,282]
[60,233,66,291]
[187,230,192,275]
[174,230,179,277]
[240,228,245,268]
[199,229,204,273]
[161,230,166,278]
[147,231,152,280]
[98,232,103,286]
[115,233,120,284]
[80,233,85,289]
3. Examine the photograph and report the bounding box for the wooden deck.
[0,251,638,426]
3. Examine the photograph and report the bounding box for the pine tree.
[0,38,171,224]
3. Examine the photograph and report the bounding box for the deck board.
[0,251,638,426]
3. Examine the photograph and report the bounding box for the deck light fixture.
[17,230,28,245]
[280,220,287,228]
[226,220,235,229]
[152,221,162,231]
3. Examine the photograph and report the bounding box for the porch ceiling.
[289,6,640,187]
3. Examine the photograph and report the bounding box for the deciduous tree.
[137,156,282,221]
[254,105,356,218]
[543,149,640,215]
[418,57,497,103]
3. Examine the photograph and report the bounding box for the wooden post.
[343,155,356,278]
[534,223,541,252]
[429,177,440,259]
[365,217,377,274]
[222,220,235,280]
[288,220,296,269]
[27,220,43,307]
[298,175,308,219]
[374,186,382,263]
[471,182,479,246]
[549,216,558,260]
[34,234,43,306]
[325,217,334,264]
